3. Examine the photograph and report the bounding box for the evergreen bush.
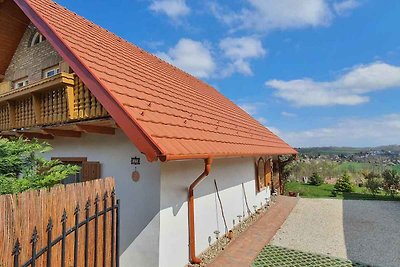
[308,172,323,186]
[334,172,354,193]
[0,137,80,195]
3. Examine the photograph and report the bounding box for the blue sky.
[56,0,400,147]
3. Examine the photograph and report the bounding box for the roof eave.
[160,150,298,162]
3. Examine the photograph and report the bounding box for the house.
[0,0,297,266]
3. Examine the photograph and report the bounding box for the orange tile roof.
[13,0,297,161]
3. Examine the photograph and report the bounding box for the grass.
[392,164,400,172]
[285,181,400,201]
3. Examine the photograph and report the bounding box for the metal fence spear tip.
[95,194,99,204]
[85,198,91,210]
[31,227,39,243]
[61,209,68,222]
[47,217,53,231]
[12,239,21,256]
[74,204,80,215]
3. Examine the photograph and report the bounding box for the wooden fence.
[0,177,119,267]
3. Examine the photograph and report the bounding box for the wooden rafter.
[17,131,54,140]
[44,128,82,138]
[0,131,18,138]
[76,124,115,135]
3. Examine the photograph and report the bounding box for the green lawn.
[393,164,400,172]
[285,181,400,201]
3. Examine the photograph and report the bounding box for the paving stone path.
[207,196,299,267]
[252,245,371,267]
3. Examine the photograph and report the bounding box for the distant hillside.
[298,145,400,156]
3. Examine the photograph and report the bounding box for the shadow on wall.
[160,157,262,218]
[342,200,400,267]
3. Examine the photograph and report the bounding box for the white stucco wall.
[44,131,270,267]
[159,157,269,267]
[45,129,161,267]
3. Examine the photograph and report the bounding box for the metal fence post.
[61,209,67,267]
[116,199,120,267]
[46,218,53,267]
[103,192,108,267]
[74,204,80,267]
[94,194,99,267]
[12,239,21,267]
[30,227,39,267]
[111,189,116,267]
[85,199,91,267]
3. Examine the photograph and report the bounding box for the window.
[51,157,101,184]
[265,159,272,187]
[30,31,46,47]
[255,157,273,192]
[256,157,265,192]
[43,66,60,78]
[13,77,29,89]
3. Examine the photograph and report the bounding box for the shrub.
[364,172,383,196]
[334,172,354,193]
[0,137,80,195]
[308,172,323,186]
[382,169,400,198]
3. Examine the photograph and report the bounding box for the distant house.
[0,0,297,266]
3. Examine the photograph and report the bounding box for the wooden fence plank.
[0,177,115,267]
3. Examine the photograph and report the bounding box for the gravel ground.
[270,198,400,267]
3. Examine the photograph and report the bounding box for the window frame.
[30,31,46,47]
[13,77,29,90]
[43,66,61,79]
[255,157,273,192]
[256,157,266,192]
[264,158,272,188]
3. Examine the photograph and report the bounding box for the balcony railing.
[0,73,108,131]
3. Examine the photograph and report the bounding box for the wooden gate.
[0,177,120,267]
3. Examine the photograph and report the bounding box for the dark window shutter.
[82,161,101,182]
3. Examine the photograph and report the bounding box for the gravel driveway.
[270,198,400,267]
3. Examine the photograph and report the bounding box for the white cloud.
[219,36,266,75]
[256,117,268,125]
[266,62,400,106]
[149,0,190,19]
[211,0,362,33]
[220,37,266,59]
[239,103,259,115]
[212,0,333,32]
[280,114,400,147]
[281,111,297,117]
[156,38,216,78]
[334,0,361,16]
[267,126,281,135]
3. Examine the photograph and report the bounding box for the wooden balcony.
[0,73,109,133]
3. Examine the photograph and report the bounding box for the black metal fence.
[11,191,120,267]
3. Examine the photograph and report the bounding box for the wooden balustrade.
[74,75,108,120]
[0,73,108,131]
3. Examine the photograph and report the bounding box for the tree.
[364,172,382,196]
[0,137,80,195]
[309,172,323,186]
[382,169,400,198]
[334,172,354,193]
